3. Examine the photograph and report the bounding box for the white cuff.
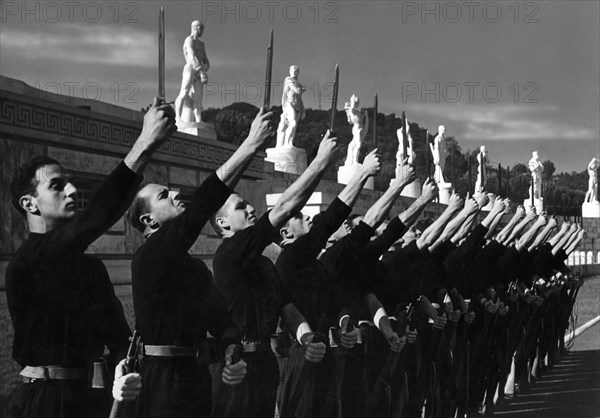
[296,322,312,344]
[373,308,387,330]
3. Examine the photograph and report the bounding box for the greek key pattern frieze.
[1,95,265,177]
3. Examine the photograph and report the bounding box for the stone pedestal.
[437,182,453,205]
[338,164,375,190]
[177,120,217,140]
[265,146,307,175]
[399,176,422,198]
[583,201,600,218]
[524,198,544,214]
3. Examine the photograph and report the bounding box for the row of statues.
[173,20,598,214]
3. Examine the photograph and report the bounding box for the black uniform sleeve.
[290,198,351,259]
[359,217,406,262]
[145,172,232,259]
[50,162,142,253]
[228,212,279,269]
[443,224,488,271]
[320,221,376,273]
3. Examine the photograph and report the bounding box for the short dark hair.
[10,156,61,217]
[127,189,152,233]
[210,200,233,237]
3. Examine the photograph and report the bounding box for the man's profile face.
[221,194,257,233]
[286,212,312,239]
[290,66,299,78]
[141,184,185,228]
[30,164,78,223]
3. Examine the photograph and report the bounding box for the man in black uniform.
[274,150,381,417]
[6,98,176,418]
[126,108,273,418]
[210,131,340,418]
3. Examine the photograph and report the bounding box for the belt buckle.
[242,341,260,353]
[42,367,51,380]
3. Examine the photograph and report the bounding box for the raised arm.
[362,161,416,229]
[452,197,506,246]
[551,223,577,255]
[337,150,381,207]
[430,197,480,252]
[503,208,538,246]
[125,98,177,174]
[495,205,525,243]
[565,224,583,250]
[398,178,438,228]
[55,98,175,251]
[484,198,511,240]
[515,212,547,251]
[417,192,463,249]
[547,221,571,247]
[216,107,272,189]
[565,228,585,255]
[269,131,339,228]
[528,216,558,252]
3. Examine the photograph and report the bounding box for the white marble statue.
[429,125,448,184]
[475,145,488,195]
[585,157,599,203]
[344,95,369,166]
[396,122,415,165]
[276,65,306,148]
[175,20,210,123]
[528,151,544,200]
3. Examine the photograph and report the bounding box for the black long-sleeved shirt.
[276,198,351,329]
[213,212,292,342]
[6,162,139,368]
[320,221,376,317]
[132,172,238,350]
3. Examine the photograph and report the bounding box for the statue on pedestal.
[396,122,415,165]
[585,157,599,203]
[344,95,369,166]
[528,151,544,200]
[276,65,305,147]
[475,145,488,195]
[429,125,448,184]
[175,20,209,123]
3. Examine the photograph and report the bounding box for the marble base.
[524,198,544,214]
[265,146,307,175]
[177,120,217,140]
[399,177,422,198]
[437,182,453,205]
[338,164,375,190]
[582,201,600,218]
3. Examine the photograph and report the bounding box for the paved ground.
[496,275,600,418]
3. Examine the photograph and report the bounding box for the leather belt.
[241,340,269,353]
[144,345,194,357]
[20,366,87,381]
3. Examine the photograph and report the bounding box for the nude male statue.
[344,94,369,166]
[175,20,210,123]
[430,125,448,184]
[528,151,544,200]
[276,65,306,147]
[476,145,488,194]
[585,157,599,203]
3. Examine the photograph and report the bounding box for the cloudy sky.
[1,0,598,173]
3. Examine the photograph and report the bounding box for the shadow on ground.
[496,349,600,418]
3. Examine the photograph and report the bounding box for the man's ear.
[215,216,230,231]
[280,227,293,241]
[19,195,39,215]
[140,214,159,230]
